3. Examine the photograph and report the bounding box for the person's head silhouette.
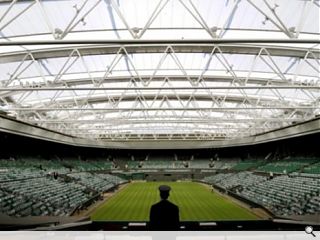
[159,185,171,200]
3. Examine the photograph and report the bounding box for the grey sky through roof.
[0,0,319,144]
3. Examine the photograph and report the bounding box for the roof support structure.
[0,1,318,146]
[0,43,319,65]
[0,114,319,148]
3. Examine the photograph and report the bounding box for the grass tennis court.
[91,181,260,221]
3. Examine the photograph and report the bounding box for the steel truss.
[0,0,318,40]
[0,0,319,142]
[0,41,318,141]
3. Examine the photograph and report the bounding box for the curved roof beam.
[33,75,320,87]
[21,93,312,108]
[0,44,319,64]
[2,70,319,89]
[1,28,319,41]
[1,70,319,94]
[27,117,303,125]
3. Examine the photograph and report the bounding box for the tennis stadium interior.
[0,0,319,231]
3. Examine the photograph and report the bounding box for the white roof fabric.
[0,0,319,142]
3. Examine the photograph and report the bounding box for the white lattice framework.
[0,0,319,142]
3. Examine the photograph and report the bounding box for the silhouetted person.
[149,185,180,230]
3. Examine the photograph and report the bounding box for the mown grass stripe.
[91,181,259,221]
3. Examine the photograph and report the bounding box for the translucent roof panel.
[0,0,318,41]
[0,0,319,143]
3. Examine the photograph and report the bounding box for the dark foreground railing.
[12,219,319,231]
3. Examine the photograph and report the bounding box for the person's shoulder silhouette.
[149,185,180,230]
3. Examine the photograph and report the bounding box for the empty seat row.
[203,172,320,216]
[0,172,126,218]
